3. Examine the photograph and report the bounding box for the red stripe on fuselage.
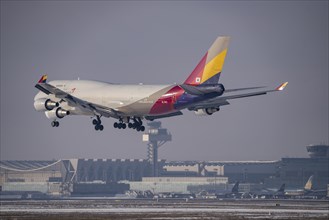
[149,86,185,115]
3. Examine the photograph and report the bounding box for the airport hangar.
[0,144,328,196]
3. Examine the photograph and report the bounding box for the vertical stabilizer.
[38,74,48,83]
[304,175,314,191]
[277,184,285,193]
[231,181,239,193]
[184,36,230,86]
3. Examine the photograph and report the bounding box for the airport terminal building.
[273,145,329,189]
[1,145,328,196]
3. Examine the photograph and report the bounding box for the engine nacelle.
[194,107,220,116]
[56,107,70,118]
[34,98,59,111]
[45,107,70,119]
[196,84,225,96]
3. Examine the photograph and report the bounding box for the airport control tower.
[143,121,171,177]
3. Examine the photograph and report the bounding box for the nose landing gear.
[51,120,59,127]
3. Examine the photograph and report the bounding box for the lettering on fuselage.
[138,99,154,104]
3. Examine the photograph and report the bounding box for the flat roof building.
[1,144,327,195]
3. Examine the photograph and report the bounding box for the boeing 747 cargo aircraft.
[34,36,288,131]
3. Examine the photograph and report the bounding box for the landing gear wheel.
[92,116,104,131]
[140,126,145,132]
[114,122,118,128]
[51,121,59,127]
[128,123,133,128]
[122,123,127,129]
[95,124,100,130]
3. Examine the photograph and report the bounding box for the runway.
[1,198,328,219]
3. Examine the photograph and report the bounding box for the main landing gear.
[129,117,145,132]
[90,116,144,132]
[113,117,145,132]
[92,115,104,131]
[113,121,126,129]
[51,120,59,127]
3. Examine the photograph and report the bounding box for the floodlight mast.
[143,121,172,177]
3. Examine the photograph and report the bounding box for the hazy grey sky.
[1,1,328,161]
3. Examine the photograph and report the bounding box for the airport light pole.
[185,169,189,177]
[214,168,218,193]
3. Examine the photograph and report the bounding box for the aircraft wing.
[35,82,120,118]
[187,82,288,110]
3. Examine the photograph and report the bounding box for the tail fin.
[38,75,48,83]
[304,175,314,191]
[184,36,230,86]
[231,181,239,193]
[277,183,285,193]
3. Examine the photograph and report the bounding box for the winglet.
[275,82,288,91]
[38,75,48,83]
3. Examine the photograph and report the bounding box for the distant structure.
[0,159,77,196]
[75,159,155,182]
[1,144,328,196]
[306,144,329,158]
[274,144,329,189]
[143,121,172,177]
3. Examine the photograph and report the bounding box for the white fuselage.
[34,80,174,117]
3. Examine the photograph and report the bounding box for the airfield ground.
[0,198,328,220]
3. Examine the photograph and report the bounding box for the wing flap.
[188,100,230,111]
[221,91,268,100]
[145,111,183,120]
[225,86,265,93]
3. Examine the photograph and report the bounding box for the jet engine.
[34,98,59,111]
[194,107,220,116]
[45,107,70,119]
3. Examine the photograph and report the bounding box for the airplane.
[216,181,242,199]
[256,183,286,199]
[284,175,327,198]
[34,36,288,132]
